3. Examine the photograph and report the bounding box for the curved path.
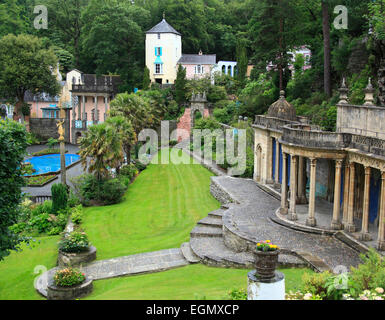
[208,176,362,270]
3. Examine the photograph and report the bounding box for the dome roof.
[267,91,296,121]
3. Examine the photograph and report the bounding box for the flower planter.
[57,246,97,267]
[47,276,93,300]
[254,250,280,280]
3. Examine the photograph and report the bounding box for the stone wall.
[30,118,70,142]
[210,177,236,204]
[337,104,385,140]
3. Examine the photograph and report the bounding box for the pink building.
[177,51,216,81]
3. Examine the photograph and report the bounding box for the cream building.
[145,18,182,85]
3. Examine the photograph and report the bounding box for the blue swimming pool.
[25,154,81,176]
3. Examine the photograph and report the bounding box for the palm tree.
[78,123,123,180]
[109,92,164,161]
[105,116,136,168]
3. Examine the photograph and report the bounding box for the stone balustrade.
[71,84,114,93]
[280,124,385,158]
[254,115,297,131]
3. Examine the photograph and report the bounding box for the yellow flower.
[266,240,270,243]
[257,243,261,246]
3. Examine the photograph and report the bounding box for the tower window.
[155,64,163,74]
[157,33,161,39]
[155,47,162,56]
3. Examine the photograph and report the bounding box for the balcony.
[71,84,114,94]
[253,115,298,131]
[281,124,385,158]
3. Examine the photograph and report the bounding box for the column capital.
[335,159,343,168]
[364,166,371,175]
[349,160,355,167]
[283,152,287,160]
[381,171,385,180]
[310,158,317,166]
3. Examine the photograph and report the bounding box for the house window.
[155,64,163,74]
[195,65,204,74]
[155,47,162,56]
[157,33,161,39]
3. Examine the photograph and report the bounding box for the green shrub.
[54,268,86,287]
[28,212,51,233]
[46,137,58,149]
[133,160,147,172]
[169,140,178,146]
[9,222,27,234]
[71,205,83,225]
[99,179,127,205]
[349,248,385,297]
[59,231,90,253]
[67,189,81,208]
[227,288,247,300]
[301,271,332,299]
[51,183,68,214]
[47,226,62,235]
[119,164,138,181]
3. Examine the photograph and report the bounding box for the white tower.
[145,18,182,85]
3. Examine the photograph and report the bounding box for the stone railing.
[71,84,114,93]
[254,115,297,131]
[281,124,347,149]
[281,124,385,157]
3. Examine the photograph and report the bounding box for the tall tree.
[175,64,187,105]
[42,0,88,67]
[0,119,28,261]
[79,122,124,180]
[142,66,151,90]
[322,0,332,97]
[0,34,60,120]
[236,37,248,84]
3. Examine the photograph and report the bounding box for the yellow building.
[145,18,182,85]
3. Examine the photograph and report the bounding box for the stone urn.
[254,250,280,280]
[47,275,93,300]
[57,246,97,267]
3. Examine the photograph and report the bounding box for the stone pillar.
[331,160,343,230]
[104,95,108,121]
[378,172,385,250]
[274,141,280,185]
[297,156,305,203]
[306,158,317,227]
[82,95,86,121]
[77,95,81,120]
[94,95,98,122]
[288,155,298,221]
[280,153,288,214]
[360,166,372,241]
[247,271,285,300]
[345,161,356,232]
[342,162,350,226]
[72,96,76,120]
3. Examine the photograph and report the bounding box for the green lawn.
[0,236,59,300]
[85,265,312,300]
[0,149,312,300]
[82,149,220,260]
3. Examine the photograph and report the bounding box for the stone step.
[208,209,225,218]
[190,236,254,269]
[180,242,200,263]
[190,225,223,238]
[198,216,223,227]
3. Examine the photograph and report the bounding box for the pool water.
[25,154,81,175]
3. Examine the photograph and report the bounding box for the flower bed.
[47,268,93,300]
[58,231,96,266]
[32,148,64,156]
[25,174,57,186]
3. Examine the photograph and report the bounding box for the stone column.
[280,153,288,214]
[297,156,304,203]
[345,161,356,232]
[82,95,86,121]
[77,95,81,120]
[288,155,298,221]
[378,172,385,251]
[342,162,350,226]
[72,95,76,120]
[275,141,280,185]
[331,160,343,230]
[360,166,372,241]
[104,95,108,121]
[306,158,317,227]
[94,95,98,122]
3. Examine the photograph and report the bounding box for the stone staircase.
[188,206,255,268]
